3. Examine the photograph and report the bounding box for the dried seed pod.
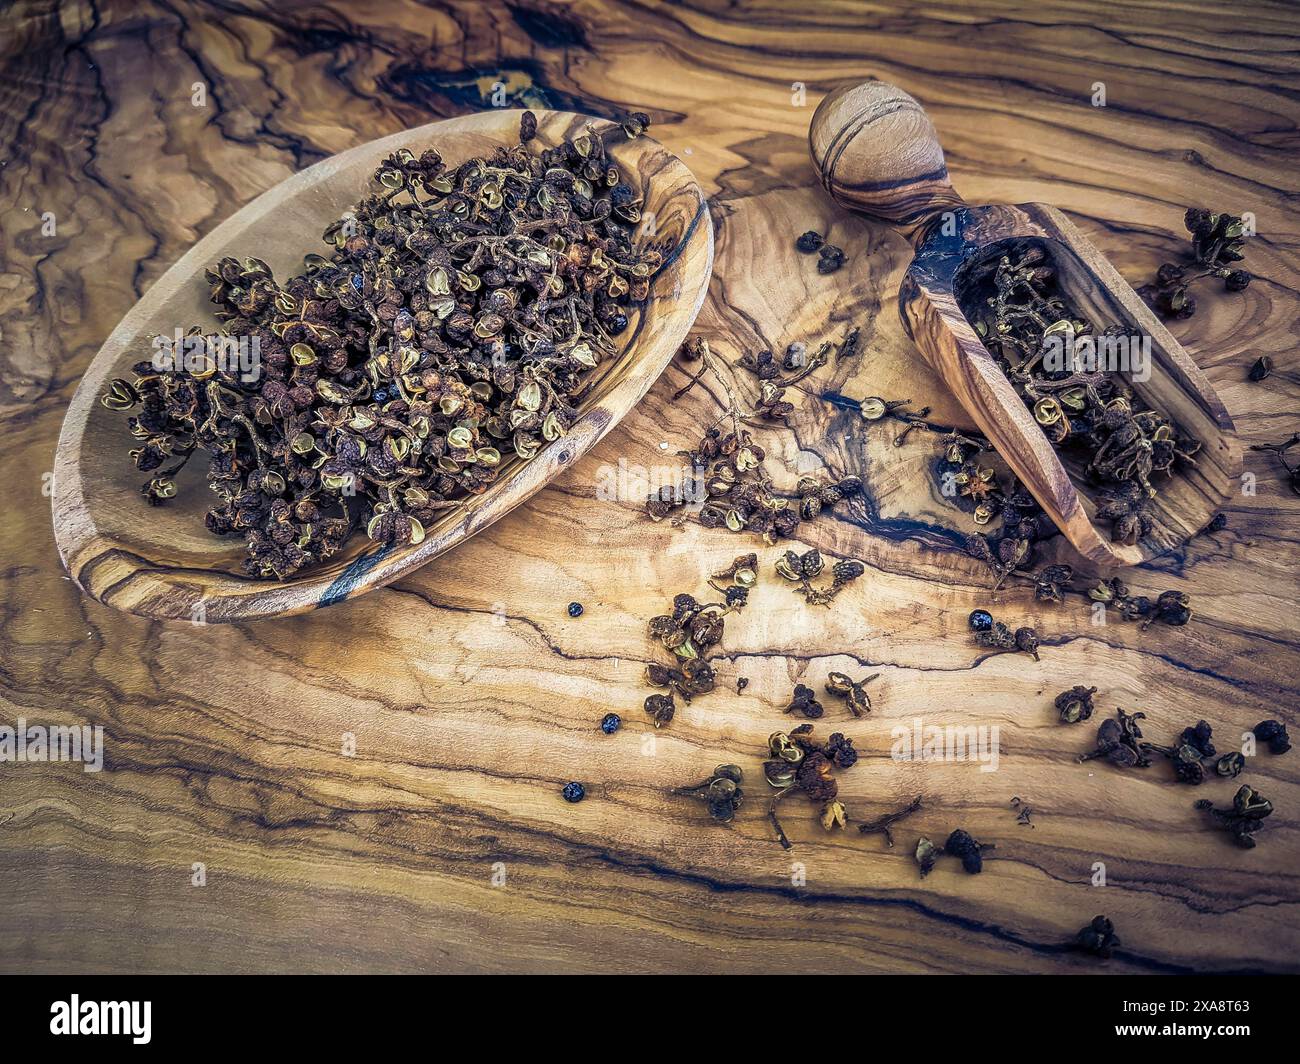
[1055,685,1097,724]
[643,693,676,728]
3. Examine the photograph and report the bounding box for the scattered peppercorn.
[795,230,825,254]
[567,602,584,618]
[673,764,744,824]
[968,608,994,632]
[775,548,864,606]
[1249,355,1273,382]
[914,837,942,878]
[1079,707,1154,768]
[561,781,586,803]
[824,671,879,717]
[1139,208,1256,321]
[973,617,1042,661]
[763,725,860,849]
[600,713,621,735]
[643,692,675,728]
[1072,915,1121,959]
[1014,626,1041,661]
[1253,719,1291,755]
[785,683,824,719]
[913,829,994,878]
[945,828,992,874]
[1056,685,1098,724]
[817,244,846,274]
[1195,785,1273,848]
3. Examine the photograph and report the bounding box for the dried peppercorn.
[1179,720,1216,758]
[1033,564,1074,604]
[974,616,1042,662]
[643,692,675,728]
[1139,208,1257,322]
[795,230,825,254]
[785,684,824,719]
[914,837,943,878]
[642,560,755,726]
[1072,915,1121,959]
[913,829,994,878]
[775,548,864,607]
[824,671,879,717]
[1055,685,1098,724]
[562,782,586,803]
[944,829,992,874]
[1078,708,1154,769]
[654,332,863,539]
[1253,719,1291,755]
[763,725,861,849]
[1195,785,1273,848]
[1014,626,1041,661]
[600,713,621,735]
[817,244,846,274]
[1215,751,1245,778]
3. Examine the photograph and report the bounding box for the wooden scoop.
[809,81,1241,567]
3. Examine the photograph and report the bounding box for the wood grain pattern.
[1,0,1298,974]
[52,108,712,622]
[813,81,1241,565]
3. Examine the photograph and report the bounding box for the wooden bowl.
[52,109,713,622]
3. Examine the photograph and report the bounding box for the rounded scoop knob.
[809,81,965,227]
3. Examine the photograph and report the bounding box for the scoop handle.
[809,81,966,229]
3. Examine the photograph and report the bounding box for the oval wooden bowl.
[810,81,1241,567]
[53,109,713,623]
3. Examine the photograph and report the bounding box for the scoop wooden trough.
[52,109,713,622]
[809,80,1241,566]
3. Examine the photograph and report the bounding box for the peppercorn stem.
[856,795,923,847]
[768,786,795,850]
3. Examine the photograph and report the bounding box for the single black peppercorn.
[1055,685,1098,724]
[600,712,621,735]
[795,230,824,254]
[1253,719,1291,755]
[567,601,584,618]
[561,782,586,803]
[817,244,846,274]
[968,608,994,632]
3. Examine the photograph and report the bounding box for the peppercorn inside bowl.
[52,108,713,622]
